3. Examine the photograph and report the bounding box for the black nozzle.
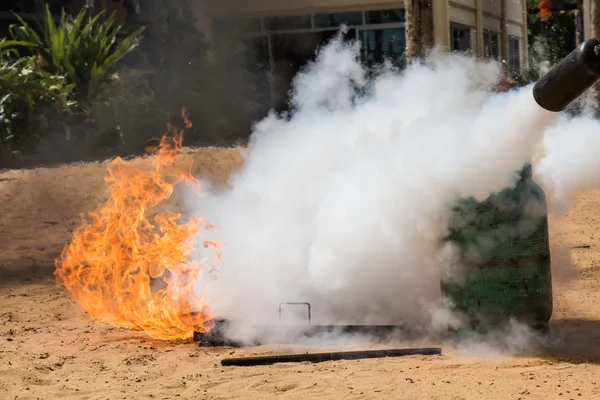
[533,39,600,112]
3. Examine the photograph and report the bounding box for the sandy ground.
[2,149,600,399]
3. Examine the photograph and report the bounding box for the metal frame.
[279,302,312,325]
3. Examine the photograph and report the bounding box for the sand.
[2,148,600,399]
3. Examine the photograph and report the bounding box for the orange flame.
[55,114,221,340]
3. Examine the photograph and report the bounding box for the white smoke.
[185,34,557,338]
[535,115,600,212]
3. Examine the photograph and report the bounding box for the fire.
[55,111,221,340]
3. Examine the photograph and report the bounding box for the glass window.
[314,11,363,28]
[361,28,406,67]
[264,14,312,31]
[365,9,405,25]
[483,30,500,60]
[508,35,521,72]
[450,23,473,54]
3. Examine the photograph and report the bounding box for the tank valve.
[533,39,600,112]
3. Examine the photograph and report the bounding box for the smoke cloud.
[184,34,558,343]
[535,115,600,212]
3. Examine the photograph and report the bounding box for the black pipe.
[194,322,411,347]
[533,39,600,112]
[221,347,442,366]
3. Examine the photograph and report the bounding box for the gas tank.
[441,164,552,337]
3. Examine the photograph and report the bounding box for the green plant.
[8,5,145,102]
[0,39,74,145]
[527,0,580,67]
[0,5,149,153]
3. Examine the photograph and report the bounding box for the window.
[508,36,521,72]
[314,11,363,28]
[365,8,405,24]
[483,30,500,60]
[450,23,473,54]
[212,7,407,114]
[362,28,406,68]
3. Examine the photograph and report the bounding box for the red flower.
[539,0,552,20]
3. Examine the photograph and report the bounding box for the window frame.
[482,29,501,61]
[507,35,521,73]
[450,22,475,55]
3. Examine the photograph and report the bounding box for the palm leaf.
[6,5,145,99]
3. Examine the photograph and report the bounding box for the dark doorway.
[270,29,356,112]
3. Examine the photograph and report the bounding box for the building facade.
[192,0,528,111]
[193,0,528,67]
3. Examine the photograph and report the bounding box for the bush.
[1,5,148,156]
[0,38,73,146]
[9,5,145,102]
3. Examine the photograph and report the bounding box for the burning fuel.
[54,112,222,341]
[54,33,600,344]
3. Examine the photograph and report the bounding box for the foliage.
[1,5,149,154]
[538,0,553,20]
[91,66,164,150]
[527,0,580,67]
[8,5,145,102]
[0,39,73,145]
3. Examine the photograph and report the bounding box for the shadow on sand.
[536,319,600,363]
[0,261,57,289]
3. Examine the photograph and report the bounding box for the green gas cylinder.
[442,164,552,337]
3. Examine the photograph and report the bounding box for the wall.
[583,0,591,40]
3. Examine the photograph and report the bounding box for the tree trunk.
[419,0,434,57]
[404,0,419,64]
[405,0,434,64]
